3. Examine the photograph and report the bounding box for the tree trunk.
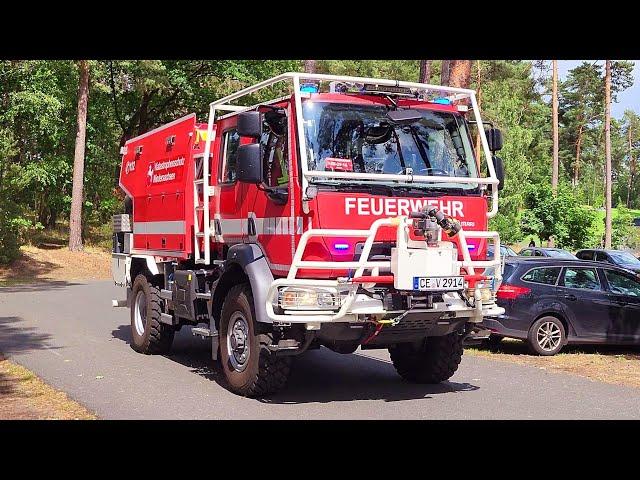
[304,60,317,74]
[627,123,635,208]
[440,60,451,86]
[69,60,90,252]
[552,60,559,195]
[419,60,431,83]
[448,60,472,89]
[474,61,482,167]
[604,60,613,249]
[573,124,584,186]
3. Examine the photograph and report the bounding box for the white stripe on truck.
[133,221,186,234]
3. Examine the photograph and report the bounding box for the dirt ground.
[466,339,640,390]
[0,245,111,286]
[0,355,96,420]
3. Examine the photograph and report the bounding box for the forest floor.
[0,223,111,286]
[466,339,640,390]
[0,354,96,420]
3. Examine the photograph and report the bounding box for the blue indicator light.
[300,83,319,93]
[334,243,349,251]
[467,245,476,250]
[433,97,451,105]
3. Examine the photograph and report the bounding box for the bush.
[0,198,23,264]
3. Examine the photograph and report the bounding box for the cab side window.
[562,267,601,291]
[219,129,240,184]
[261,111,289,188]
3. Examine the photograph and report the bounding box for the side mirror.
[237,143,262,184]
[486,127,503,152]
[493,155,505,191]
[237,111,262,138]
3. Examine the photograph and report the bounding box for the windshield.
[547,249,576,259]
[609,251,640,266]
[302,101,479,190]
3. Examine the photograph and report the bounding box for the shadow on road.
[111,323,478,403]
[0,281,82,293]
[0,317,58,398]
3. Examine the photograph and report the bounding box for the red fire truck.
[112,72,506,396]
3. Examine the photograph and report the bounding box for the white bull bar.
[265,217,503,323]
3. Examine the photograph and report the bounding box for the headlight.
[278,287,340,310]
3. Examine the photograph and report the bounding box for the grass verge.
[0,355,96,420]
[466,339,640,389]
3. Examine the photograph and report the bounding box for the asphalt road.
[1,280,639,419]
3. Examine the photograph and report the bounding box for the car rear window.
[502,263,515,279]
[521,267,561,285]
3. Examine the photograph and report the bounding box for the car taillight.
[496,284,531,300]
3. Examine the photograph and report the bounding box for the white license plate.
[413,276,464,291]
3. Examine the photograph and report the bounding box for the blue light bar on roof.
[300,83,319,93]
[432,97,451,105]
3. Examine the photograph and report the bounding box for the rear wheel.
[527,316,565,356]
[219,284,291,397]
[389,332,464,383]
[130,274,174,354]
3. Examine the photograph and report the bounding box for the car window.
[604,270,640,297]
[219,129,240,183]
[577,251,594,261]
[595,251,610,263]
[534,250,544,257]
[562,267,601,291]
[520,249,532,257]
[522,267,562,285]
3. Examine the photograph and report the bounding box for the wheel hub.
[134,290,147,336]
[537,321,561,351]
[227,312,250,372]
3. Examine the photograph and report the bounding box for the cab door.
[246,104,295,277]
[214,118,246,247]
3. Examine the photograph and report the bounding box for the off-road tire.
[219,284,291,397]
[130,274,174,354]
[389,332,464,383]
[527,316,565,356]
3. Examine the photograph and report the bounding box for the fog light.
[278,287,339,310]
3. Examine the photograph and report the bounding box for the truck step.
[195,292,210,300]
[192,327,217,338]
[267,339,300,351]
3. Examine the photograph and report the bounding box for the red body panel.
[120,93,490,276]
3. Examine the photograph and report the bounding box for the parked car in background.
[483,258,640,355]
[575,249,640,274]
[487,244,518,259]
[518,247,577,259]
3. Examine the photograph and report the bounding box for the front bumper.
[265,280,505,325]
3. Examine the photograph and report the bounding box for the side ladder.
[193,149,212,265]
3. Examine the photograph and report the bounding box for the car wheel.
[527,316,565,356]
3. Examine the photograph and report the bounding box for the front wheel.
[389,332,464,384]
[219,284,291,397]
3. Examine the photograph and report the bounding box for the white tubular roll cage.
[202,72,500,211]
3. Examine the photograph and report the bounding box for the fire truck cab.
[112,72,505,397]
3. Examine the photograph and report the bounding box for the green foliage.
[0,59,637,263]
[520,184,596,250]
[612,204,639,249]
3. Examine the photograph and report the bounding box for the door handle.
[564,294,577,301]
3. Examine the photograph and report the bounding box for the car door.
[602,268,640,341]
[556,266,610,340]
